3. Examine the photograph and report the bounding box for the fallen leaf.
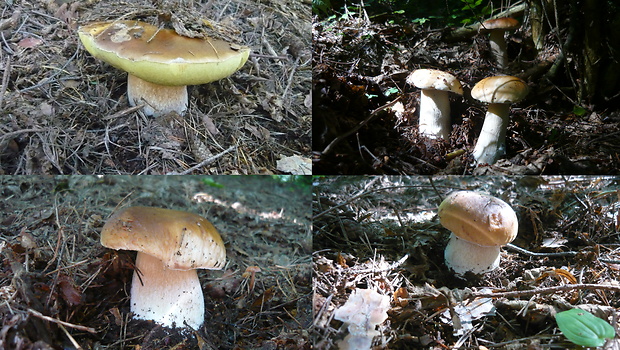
[276,155,311,175]
[18,37,43,48]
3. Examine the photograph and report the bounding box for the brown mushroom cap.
[438,191,518,246]
[406,69,463,95]
[101,206,226,270]
[78,20,250,86]
[480,17,520,32]
[471,75,528,104]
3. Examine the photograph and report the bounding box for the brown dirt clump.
[0,175,312,349]
[1,0,311,174]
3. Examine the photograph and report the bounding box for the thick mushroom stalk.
[470,75,528,165]
[131,253,204,329]
[471,102,510,165]
[406,69,463,140]
[127,75,188,117]
[419,89,451,140]
[480,18,520,70]
[444,234,501,275]
[488,31,509,70]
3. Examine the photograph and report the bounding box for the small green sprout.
[555,308,615,347]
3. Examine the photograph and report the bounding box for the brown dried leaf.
[57,275,82,306]
[17,37,43,49]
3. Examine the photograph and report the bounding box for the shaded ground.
[313,176,620,349]
[1,0,311,174]
[312,7,620,174]
[0,175,312,349]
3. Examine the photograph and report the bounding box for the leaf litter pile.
[0,175,312,349]
[312,4,620,174]
[313,176,620,349]
[1,0,311,174]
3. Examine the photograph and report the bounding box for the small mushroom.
[471,75,528,165]
[406,69,463,140]
[100,206,226,329]
[438,191,518,275]
[78,20,250,117]
[479,18,520,69]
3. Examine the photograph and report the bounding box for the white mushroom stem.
[131,252,204,329]
[472,102,511,165]
[488,31,508,69]
[127,74,188,117]
[444,234,501,275]
[418,89,451,140]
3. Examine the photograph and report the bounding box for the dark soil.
[0,175,312,349]
[312,175,620,349]
[312,11,620,175]
[1,0,311,175]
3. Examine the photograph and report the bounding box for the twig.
[102,104,146,120]
[0,128,46,143]
[250,53,289,60]
[505,243,578,257]
[469,284,620,300]
[166,145,236,175]
[28,308,97,334]
[59,324,83,350]
[506,243,620,263]
[321,96,402,155]
[0,55,11,109]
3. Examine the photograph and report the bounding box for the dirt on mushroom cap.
[78,20,250,86]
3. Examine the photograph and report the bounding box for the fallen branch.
[166,145,236,175]
[28,308,97,334]
[469,284,620,300]
[321,96,402,155]
[442,3,527,42]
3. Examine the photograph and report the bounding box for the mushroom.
[438,191,518,275]
[479,18,520,69]
[406,69,463,140]
[78,20,250,117]
[100,206,226,329]
[471,75,528,165]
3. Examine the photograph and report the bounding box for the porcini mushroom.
[100,206,226,329]
[406,69,463,140]
[479,18,520,69]
[471,75,528,165]
[438,191,518,275]
[78,20,250,117]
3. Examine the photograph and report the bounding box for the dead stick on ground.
[28,308,97,334]
[321,96,402,155]
[167,145,236,175]
[469,284,620,300]
[0,55,11,109]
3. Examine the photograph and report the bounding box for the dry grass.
[1,0,311,174]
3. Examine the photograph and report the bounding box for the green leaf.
[573,105,587,116]
[555,308,615,347]
[384,87,399,96]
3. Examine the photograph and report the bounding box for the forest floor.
[312,176,620,349]
[1,0,311,175]
[312,8,620,175]
[0,176,312,349]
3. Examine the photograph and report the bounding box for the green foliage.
[272,175,312,194]
[200,177,225,188]
[555,308,615,347]
[573,105,587,116]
